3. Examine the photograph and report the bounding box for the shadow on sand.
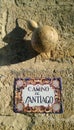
[0,19,38,66]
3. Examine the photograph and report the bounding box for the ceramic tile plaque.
[14,78,63,113]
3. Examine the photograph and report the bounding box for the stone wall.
[0,0,74,130]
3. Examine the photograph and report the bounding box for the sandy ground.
[0,0,74,130]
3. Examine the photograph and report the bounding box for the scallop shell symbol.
[27,20,59,60]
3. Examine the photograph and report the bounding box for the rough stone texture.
[0,0,74,130]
